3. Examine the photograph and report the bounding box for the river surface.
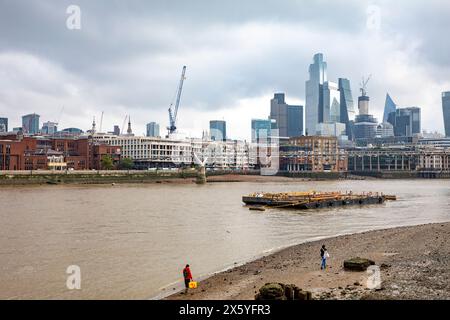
[0,179,449,299]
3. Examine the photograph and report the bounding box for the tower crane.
[121,115,128,135]
[167,66,187,135]
[360,74,372,97]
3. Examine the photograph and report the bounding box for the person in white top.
[320,245,329,270]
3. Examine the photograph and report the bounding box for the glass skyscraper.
[442,92,450,137]
[388,107,421,137]
[321,81,341,123]
[270,93,303,138]
[338,78,355,138]
[383,93,397,123]
[251,118,277,143]
[209,120,226,141]
[305,53,327,135]
[146,122,160,137]
[41,121,58,135]
[0,117,7,133]
[22,113,40,134]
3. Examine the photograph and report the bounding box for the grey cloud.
[0,0,448,134]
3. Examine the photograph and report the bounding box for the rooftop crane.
[167,66,187,135]
[121,115,128,135]
[360,74,372,97]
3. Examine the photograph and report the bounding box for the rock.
[380,263,391,269]
[354,281,361,286]
[255,283,285,300]
[255,283,312,300]
[344,257,375,271]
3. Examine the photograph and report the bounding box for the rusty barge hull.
[242,192,394,210]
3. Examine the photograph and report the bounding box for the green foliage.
[119,157,134,170]
[101,155,114,170]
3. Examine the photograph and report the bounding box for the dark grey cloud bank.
[0,0,449,137]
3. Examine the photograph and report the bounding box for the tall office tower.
[287,104,304,137]
[251,118,277,143]
[41,121,58,135]
[146,122,160,137]
[383,93,397,123]
[305,53,327,135]
[321,81,341,123]
[209,120,227,141]
[270,93,303,138]
[22,113,40,134]
[358,95,370,115]
[113,125,120,136]
[338,78,355,138]
[353,86,377,139]
[442,92,450,137]
[0,117,8,133]
[388,107,421,137]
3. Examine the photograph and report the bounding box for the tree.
[119,157,134,170]
[101,155,114,170]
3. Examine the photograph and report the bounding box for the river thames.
[0,179,449,299]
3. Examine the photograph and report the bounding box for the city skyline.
[1,1,450,140]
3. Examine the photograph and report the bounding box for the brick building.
[280,136,347,172]
[0,134,121,170]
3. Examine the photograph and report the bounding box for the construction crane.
[360,74,372,97]
[99,111,104,133]
[121,115,128,135]
[167,66,187,135]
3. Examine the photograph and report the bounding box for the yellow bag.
[189,281,198,289]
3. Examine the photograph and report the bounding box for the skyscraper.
[210,120,226,141]
[113,125,120,136]
[388,107,421,137]
[270,93,303,138]
[251,118,277,143]
[305,53,327,135]
[321,81,341,123]
[442,92,450,137]
[41,121,58,135]
[287,105,304,137]
[146,122,160,137]
[22,113,40,134]
[0,117,7,133]
[383,93,397,123]
[353,84,377,139]
[338,78,355,138]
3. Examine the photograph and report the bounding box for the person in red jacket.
[182,264,193,292]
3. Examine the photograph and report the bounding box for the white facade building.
[93,134,252,170]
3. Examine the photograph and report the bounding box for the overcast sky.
[1,0,449,140]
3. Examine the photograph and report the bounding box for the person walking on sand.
[182,264,193,293]
[320,245,329,270]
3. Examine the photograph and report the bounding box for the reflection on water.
[0,179,449,299]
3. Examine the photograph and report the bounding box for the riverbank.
[0,170,448,186]
[0,171,315,186]
[166,222,450,300]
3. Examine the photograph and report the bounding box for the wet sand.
[167,222,450,300]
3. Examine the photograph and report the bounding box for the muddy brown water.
[0,179,449,299]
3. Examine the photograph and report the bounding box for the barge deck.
[242,191,396,210]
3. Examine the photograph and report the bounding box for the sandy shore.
[166,222,450,300]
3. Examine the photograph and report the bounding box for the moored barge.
[242,191,396,210]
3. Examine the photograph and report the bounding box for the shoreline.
[1,171,448,186]
[165,222,450,300]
